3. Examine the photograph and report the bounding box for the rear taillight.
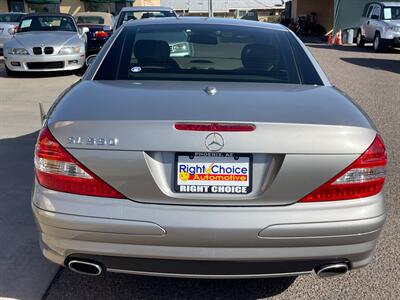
[34,127,124,198]
[300,135,387,202]
[94,31,109,38]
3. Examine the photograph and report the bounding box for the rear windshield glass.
[18,16,76,32]
[0,14,24,23]
[97,24,310,84]
[76,16,105,25]
[116,11,175,28]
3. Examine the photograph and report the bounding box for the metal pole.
[208,0,213,17]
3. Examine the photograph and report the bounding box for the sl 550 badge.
[67,136,118,146]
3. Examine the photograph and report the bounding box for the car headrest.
[134,40,171,62]
[241,43,279,71]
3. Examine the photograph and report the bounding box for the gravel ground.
[2,42,399,300]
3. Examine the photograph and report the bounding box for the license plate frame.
[174,152,253,195]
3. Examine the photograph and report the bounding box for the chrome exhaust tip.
[68,260,103,276]
[316,263,349,278]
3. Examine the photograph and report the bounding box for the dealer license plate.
[175,152,252,194]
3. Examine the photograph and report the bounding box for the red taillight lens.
[300,135,387,202]
[34,127,124,198]
[94,31,109,38]
[174,123,256,132]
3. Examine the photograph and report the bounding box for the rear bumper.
[32,183,386,278]
[3,53,85,72]
[87,38,108,54]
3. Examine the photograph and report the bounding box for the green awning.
[26,0,60,3]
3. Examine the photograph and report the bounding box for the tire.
[373,32,387,53]
[73,65,87,76]
[356,30,365,48]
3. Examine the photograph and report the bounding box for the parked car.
[3,13,88,76]
[32,18,387,279]
[75,12,114,55]
[357,1,400,52]
[114,6,176,31]
[0,12,25,56]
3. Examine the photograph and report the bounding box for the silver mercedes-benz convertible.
[3,13,87,75]
[32,17,387,279]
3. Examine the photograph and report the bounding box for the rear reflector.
[299,135,387,202]
[34,127,124,198]
[174,123,256,132]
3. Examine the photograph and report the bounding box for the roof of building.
[161,0,285,13]
[120,6,175,12]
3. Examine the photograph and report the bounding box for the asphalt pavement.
[0,43,399,300]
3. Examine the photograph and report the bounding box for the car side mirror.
[86,54,97,67]
[81,27,90,34]
[371,14,379,20]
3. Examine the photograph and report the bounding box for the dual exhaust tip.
[67,259,349,278]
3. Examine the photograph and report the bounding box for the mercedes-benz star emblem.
[205,87,217,96]
[205,132,224,152]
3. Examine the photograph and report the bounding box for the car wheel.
[356,30,365,48]
[373,32,387,53]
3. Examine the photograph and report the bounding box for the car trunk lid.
[47,80,376,205]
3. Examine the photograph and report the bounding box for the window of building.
[85,2,111,13]
[8,0,25,12]
[28,3,60,13]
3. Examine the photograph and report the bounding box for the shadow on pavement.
[0,131,59,300]
[340,57,400,74]
[45,269,297,300]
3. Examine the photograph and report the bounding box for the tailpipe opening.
[315,262,349,278]
[68,260,103,276]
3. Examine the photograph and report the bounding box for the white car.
[3,13,88,75]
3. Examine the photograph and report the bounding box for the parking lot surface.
[0,44,399,300]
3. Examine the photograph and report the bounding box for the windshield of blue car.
[0,14,24,23]
[383,7,400,20]
[95,24,325,85]
[18,16,77,33]
[116,11,175,28]
[76,16,105,25]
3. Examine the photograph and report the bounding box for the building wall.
[135,0,161,6]
[292,0,334,32]
[60,0,84,15]
[0,1,9,12]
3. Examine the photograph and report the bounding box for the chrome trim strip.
[107,268,312,279]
